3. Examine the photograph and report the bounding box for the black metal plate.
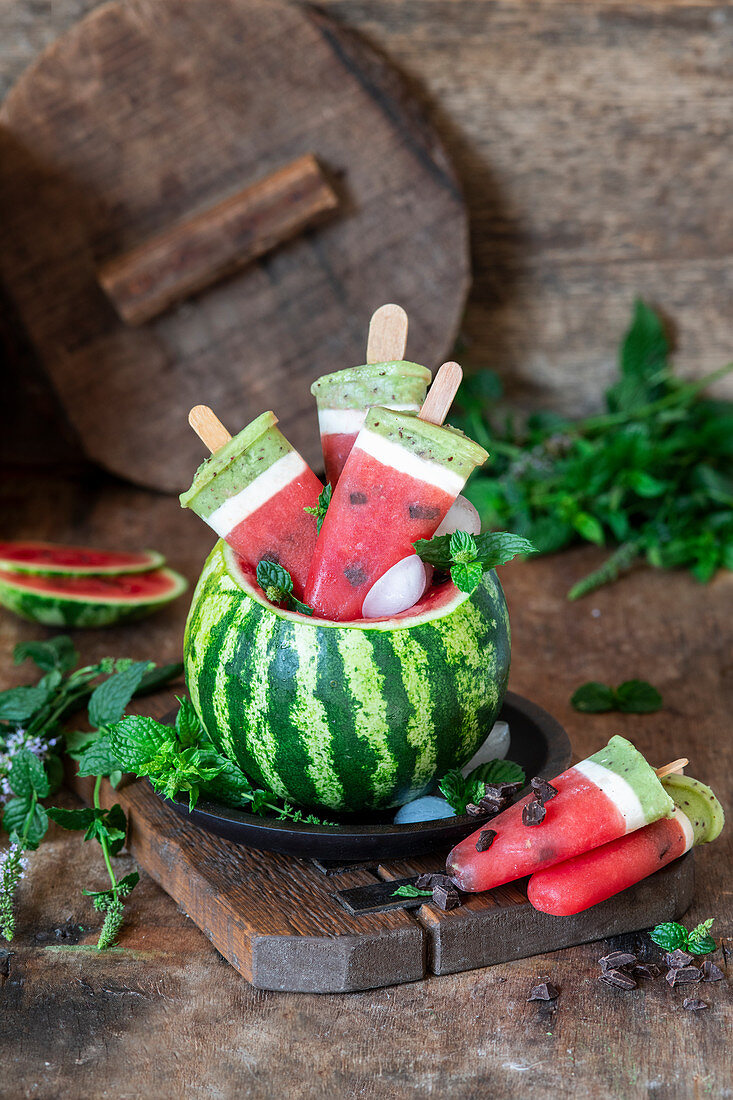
[156,691,571,860]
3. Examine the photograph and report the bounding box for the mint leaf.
[450,530,478,563]
[75,733,122,779]
[614,680,663,714]
[413,534,453,570]
[64,729,100,758]
[108,716,171,771]
[47,806,97,831]
[289,596,314,617]
[572,512,605,546]
[13,635,78,673]
[175,698,205,747]
[304,483,332,534]
[83,871,139,903]
[84,804,127,855]
[649,921,688,952]
[88,660,152,728]
[256,559,293,598]
[451,560,484,594]
[469,759,525,787]
[3,797,48,850]
[8,749,50,799]
[473,532,536,571]
[0,684,52,722]
[392,884,433,898]
[687,918,716,956]
[570,682,617,713]
[439,768,472,815]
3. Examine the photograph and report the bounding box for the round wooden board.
[0,0,469,492]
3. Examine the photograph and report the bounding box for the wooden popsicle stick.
[188,405,233,453]
[417,361,463,426]
[655,758,688,779]
[366,304,408,364]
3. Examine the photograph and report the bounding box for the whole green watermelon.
[184,541,511,813]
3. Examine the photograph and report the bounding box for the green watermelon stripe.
[288,627,345,808]
[382,631,435,795]
[336,631,398,804]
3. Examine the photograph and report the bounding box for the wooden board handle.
[97,154,340,326]
[366,304,408,364]
[655,758,688,780]
[418,361,463,426]
[188,405,232,453]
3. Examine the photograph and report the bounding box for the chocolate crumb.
[599,951,637,972]
[682,997,708,1011]
[477,796,504,815]
[702,960,724,982]
[475,829,497,852]
[415,873,453,890]
[432,884,461,910]
[483,782,523,800]
[666,948,695,969]
[632,963,661,980]
[528,981,559,1002]
[599,969,637,990]
[465,802,486,816]
[666,966,702,986]
[522,799,546,826]
[531,777,559,805]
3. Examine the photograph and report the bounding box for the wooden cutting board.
[0,0,469,491]
[67,691,694,994]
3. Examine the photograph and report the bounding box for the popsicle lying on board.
[305,364,488,621]
[526,773,724,915]
[181,408,322,599]
[447,736,675,893]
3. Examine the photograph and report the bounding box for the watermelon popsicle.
[181,406,322,599]
[447,736,676,893]
[311,304,431,487]
[312,360,431,487]
[526,774,724,916]
[304,363,489,621]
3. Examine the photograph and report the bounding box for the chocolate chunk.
[484,781,523,799]
[349,492,368,505]
[682,997,708,1011]
[477,796,504,815]
[409,503,441,521]
[415,873,452,890]
[599,969,637,990]
[528,981,559,1002]
[531,777,559,805]
[432,884,461,910]
[702,960,724,982]
[666,948,695,969]
[632,963,661,980]
[475,829,497,852]
[343,564,367,587]
[599,951,638,972]
[665,966,702,986]
[522,799,546,826]
[465,802,487,816]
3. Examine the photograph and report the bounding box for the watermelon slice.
[0,567,187,628]
[0,541,165,576]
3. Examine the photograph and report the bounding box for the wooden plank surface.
[0,469,730,1097]
[2,0,731,478]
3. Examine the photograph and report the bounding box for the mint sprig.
[304,483,332,534]
[256,560,313,616]
[413,530,535,595]
[439,759,525,815]
[649,918,717,956]
[571,679,662,714]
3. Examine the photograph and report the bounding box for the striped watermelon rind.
[0,567,188,627]
[0,541,165,576]
[184,541,511,813]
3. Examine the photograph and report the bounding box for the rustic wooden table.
[0,469,730,1098]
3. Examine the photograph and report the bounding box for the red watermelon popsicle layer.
[180,411,321,599]
[447,736,675,893]
[526,774,724,915]
[311,361,431,487]
[304,407,489,621]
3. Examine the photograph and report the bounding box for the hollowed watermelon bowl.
[184,541,512,814]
